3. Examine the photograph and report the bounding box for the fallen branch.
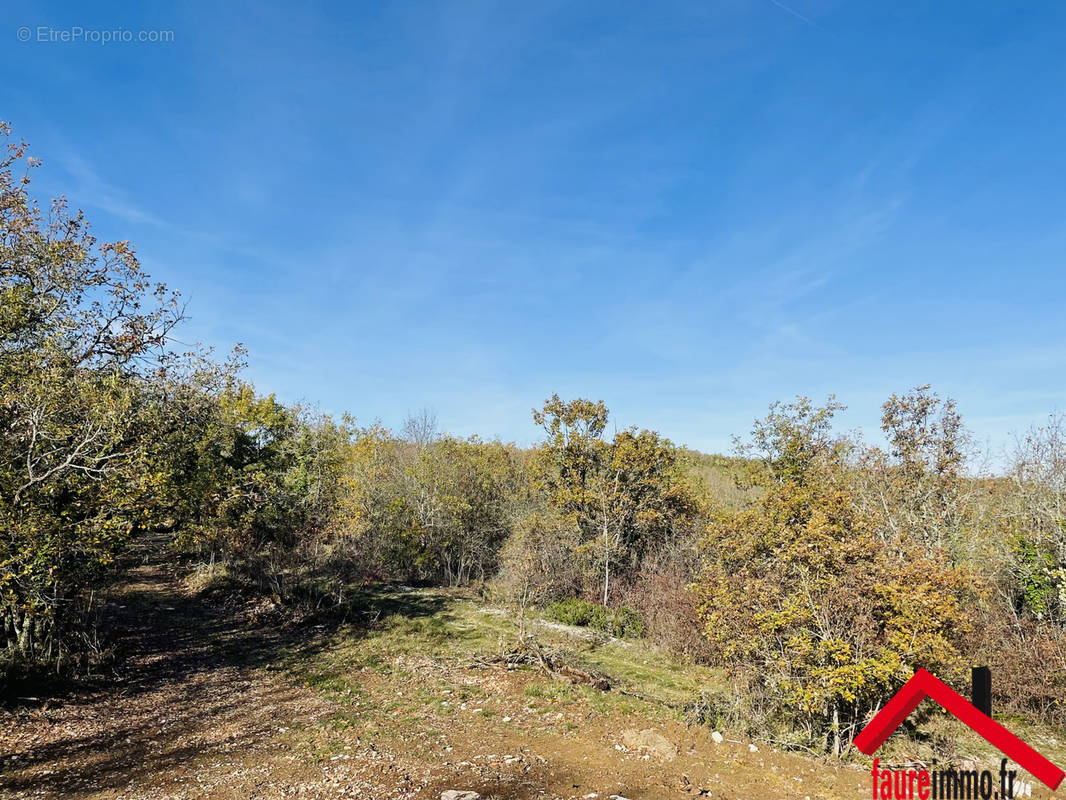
[471,635,612,690]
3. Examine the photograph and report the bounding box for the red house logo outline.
[853,668,1065,790]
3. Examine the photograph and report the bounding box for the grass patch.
[276,585,726,748]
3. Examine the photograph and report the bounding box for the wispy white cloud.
[53,150,171,230]
[766,0,823,30]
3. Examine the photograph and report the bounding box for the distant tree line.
[3,123,1064,755]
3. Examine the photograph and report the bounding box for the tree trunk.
[832,703,841,756]
[600,489,610,607]
[603,522,610,606]
[17,609,34,655]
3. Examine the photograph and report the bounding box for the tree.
[532,395,696,604]
[869,386,972,555]
[0,122,183,668]
[405,436,525,584]
[735,394,847,486]
[695,397,968,754]
[323,422,528,586]
[1006,413,1066,622]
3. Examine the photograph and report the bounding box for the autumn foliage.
[3,123,1066,757]
[695,398,970,752]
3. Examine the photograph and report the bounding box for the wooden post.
[972,666,992,717]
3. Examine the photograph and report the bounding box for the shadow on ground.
[0,540,450,798]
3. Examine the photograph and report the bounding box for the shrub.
[491,510,581,635]
[695,398,971,754]
[546,597,642,638]
[621,539,713,660]
[962,603,1066,726]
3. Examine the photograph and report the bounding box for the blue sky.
[2,1,1064,459]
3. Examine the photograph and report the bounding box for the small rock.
[748,743,759,752]
[620,729,678,762]
[710,731,724,744]
[441,792,481,800]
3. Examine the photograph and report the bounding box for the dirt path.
[0,556,352,799]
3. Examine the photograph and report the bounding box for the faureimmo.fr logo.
[853,668,1064,797]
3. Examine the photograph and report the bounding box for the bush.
[621,539,713,660]
[695,398,971,754]
[546,598,642,638]
[961,604,1066,727]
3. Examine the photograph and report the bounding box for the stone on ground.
[620,728,678,761]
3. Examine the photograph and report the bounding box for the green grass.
[277,585,722,736]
